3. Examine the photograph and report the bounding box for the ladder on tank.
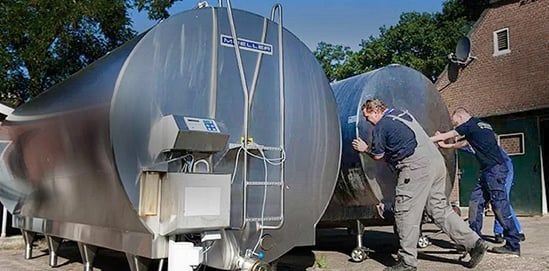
[224,1,286,230]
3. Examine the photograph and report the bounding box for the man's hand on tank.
[352,138,369,152]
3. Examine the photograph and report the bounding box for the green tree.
[314,0,490,82]
[360,10,470,81]
[313,42,355,82]
[0,0,135,105]
[132,0,179,20]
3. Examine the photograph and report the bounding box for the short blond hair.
[361,98,387,113]
[452,107,471,119]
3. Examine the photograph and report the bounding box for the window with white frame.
[493,28,511,56]
[498,133,524,156]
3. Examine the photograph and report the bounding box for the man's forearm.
[430,130,459,142]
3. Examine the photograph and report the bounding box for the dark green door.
[458,115,542,215]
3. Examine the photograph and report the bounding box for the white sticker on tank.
[348,115,358,124]
[220,34,273,55]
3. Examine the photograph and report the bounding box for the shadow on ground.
[22,226,472,271]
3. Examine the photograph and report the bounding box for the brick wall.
[436,0,549,117]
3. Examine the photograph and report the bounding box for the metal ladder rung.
[245,216,283,222]
[246,181,283,186]
[228,143,282,151]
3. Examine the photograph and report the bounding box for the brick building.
[436,0,549,215]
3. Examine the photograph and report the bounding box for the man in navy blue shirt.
[431,108,521,256]
[450,142,525,243]
[353,99,487,271]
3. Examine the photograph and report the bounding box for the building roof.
[436,0,549,117]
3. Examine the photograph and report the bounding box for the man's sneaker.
[519,233,526,242]
[468,238,489,268]
[494,234,504,244]
[491,245,520,256]
[383,261,417,271]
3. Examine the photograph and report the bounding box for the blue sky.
[130,0,446,51]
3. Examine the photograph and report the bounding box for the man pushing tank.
[352,98,488,271]
[430,107,521,256]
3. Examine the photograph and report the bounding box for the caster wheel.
[417,235,430,248]
[351,247,368,262]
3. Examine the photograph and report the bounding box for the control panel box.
[183,117,221,133]
[149,115,229,153]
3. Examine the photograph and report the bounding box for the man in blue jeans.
[456,144,525,243]
[494,147,525,243]
[431,108,521,256]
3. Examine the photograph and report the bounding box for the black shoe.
[519,233,526,242]
[468,238,489,268]
[383,261,417,271]
[491,245,520,256]
[494,234,504,244]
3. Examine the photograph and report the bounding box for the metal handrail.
[258,3,285,230]
[220,0,250,229]
[220,1,286,231]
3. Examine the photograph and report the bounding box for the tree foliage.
[0,0,136,105]
[0,0,489,105]
[0,0,194,105]
[314,0,489,82]
[314,42,355,82]
[131,0,179,20]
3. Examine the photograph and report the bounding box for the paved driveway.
[1,216,548,271]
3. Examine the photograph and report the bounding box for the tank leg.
[46,235,62,267]
[21,230,36,260]
[77,242,97,271]
[126,253,152,271]
[350,220,370,262]
[157,258,165,271]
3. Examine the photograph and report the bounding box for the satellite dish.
[448,36,476,66]
[454,37,471,62]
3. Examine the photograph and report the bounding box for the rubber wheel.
[351,247,368,262]
[417,235,430,248]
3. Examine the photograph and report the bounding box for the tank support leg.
[356,220,364,249]
[77,242,97,271]
[46,235,62,267]
[21,230,36,260]
[350,220,370,262]
[126,253,152,271]
[157,259,165,271]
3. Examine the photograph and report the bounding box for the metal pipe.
[158,259,165,271]
[208,7,219,170]
[356,220,364,248]
[247,18,268,106]
[222,0,251,229]
[78,243,98,271]
[46,235,62,267]
[1,206,6,238]
[21,230,36,260]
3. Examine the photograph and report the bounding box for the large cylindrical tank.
[0,5,340,269]
[321,64,455,225]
